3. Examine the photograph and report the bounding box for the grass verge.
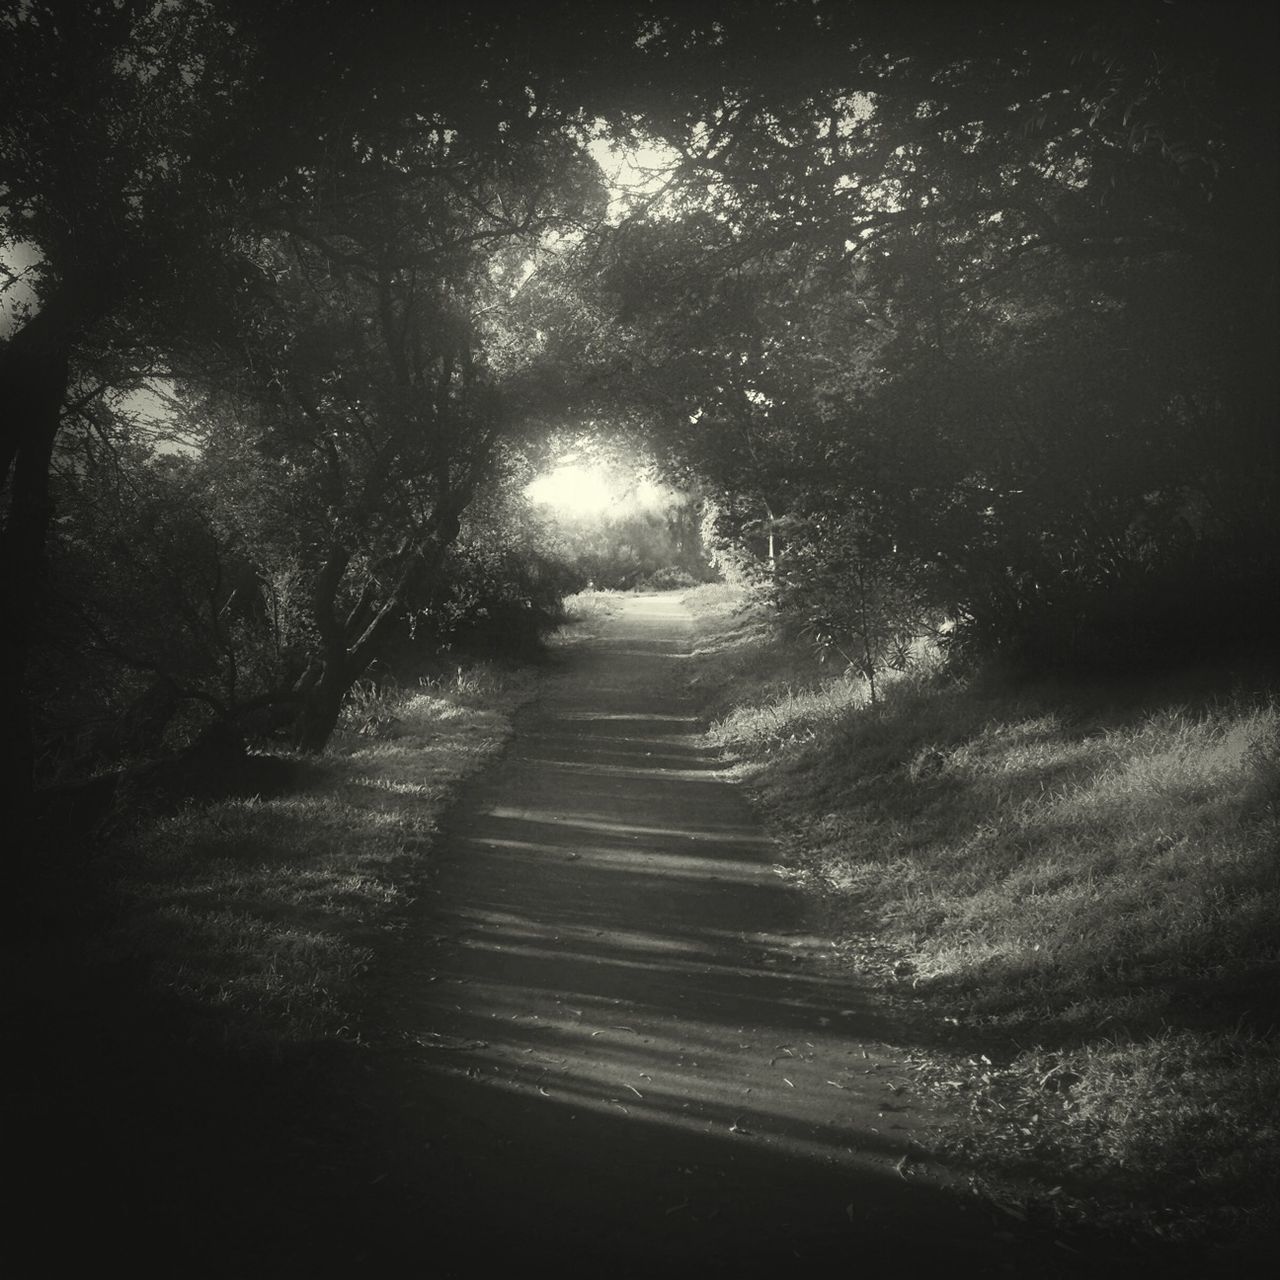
[682,581,1280,1255]
[556,586,625,640]
[83,663,536,1057]
[5,650,554,1268]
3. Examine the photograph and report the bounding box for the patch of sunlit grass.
[712,679,872,752]
[554,588,624,642]
[687,581,1280,1248]
[914,1027,1280,1245]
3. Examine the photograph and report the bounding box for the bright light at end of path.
[526,462,615,516]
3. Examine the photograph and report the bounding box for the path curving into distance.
[352,594,1055,1274]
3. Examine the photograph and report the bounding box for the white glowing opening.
[526,462,616,516]
[526,454,674,520]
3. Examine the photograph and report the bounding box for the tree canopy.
[4,0,1276,812]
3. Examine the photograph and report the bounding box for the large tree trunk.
[1,307,75,819]
[291,544,358,752]
[293,658,352,753]
[289,517,465,754]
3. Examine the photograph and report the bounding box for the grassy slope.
[100,596,622,1053]
[53,595,631,1056]
[683,582,1280,1252]
[8,659,554,1268]
[109,671,531,1052]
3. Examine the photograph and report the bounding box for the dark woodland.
[3,2,1276,1274]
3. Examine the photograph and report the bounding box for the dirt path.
[346,595,1060,1273]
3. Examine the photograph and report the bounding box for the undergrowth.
[683,581,1280,1252]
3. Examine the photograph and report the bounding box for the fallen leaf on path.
[992,1199,1027,1221]
[412,1033,489,1052]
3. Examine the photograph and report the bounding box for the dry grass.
[682,581,1280,1249]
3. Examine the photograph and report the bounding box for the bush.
[637,566,700,591]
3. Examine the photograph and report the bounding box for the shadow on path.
[6,597,1238,1276]
[341,595,1138,1274]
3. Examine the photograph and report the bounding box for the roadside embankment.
[8,653,551,1269]
[96,592,616,1053]
[108,667,537,1052]
[682,581,1280,1259]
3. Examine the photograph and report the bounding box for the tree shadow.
[338,608,1221,1274]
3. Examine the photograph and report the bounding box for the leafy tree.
[595,1,1279,672]
[7,0,1277,812]
[37,428,278,780]
[173,114,606,747]
[0,0,270,797]
[3,0,650,779]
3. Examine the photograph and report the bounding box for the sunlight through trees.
[3,0,1275,789]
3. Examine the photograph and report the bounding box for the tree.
[177,116,606,748]
[0,0,272,799]
[593,1,1279,672]
[2,0,650,785]
[8,0,1277,811]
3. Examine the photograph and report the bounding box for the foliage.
[5,0,1276,796]
[545,500,709,591]
[430,481,581,659]
[770,511,932,704]
[35,425,279,778]
[603,3,1279,676]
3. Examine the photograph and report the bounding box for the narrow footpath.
[6,596,1217,1276]
[338,593,1074,1275]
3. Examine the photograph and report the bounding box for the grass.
[682,581,1280,1251]
[98,665,537,1055]
[554,586,626,641]
[6,653,549,1269]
